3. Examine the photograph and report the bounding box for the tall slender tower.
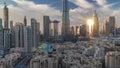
[92,10,99,37]
[24,16,27,26]
[62,0,70,38]
[3,1,9,29]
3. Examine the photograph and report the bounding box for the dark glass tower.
[62,0,70,38]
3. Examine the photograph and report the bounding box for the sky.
[0,0,120,33]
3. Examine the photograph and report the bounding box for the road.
[14,55,32,68]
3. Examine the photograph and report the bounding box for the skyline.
[0,0,120,33]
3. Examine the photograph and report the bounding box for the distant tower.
[15,23,24,47]
[0,19,2,30]
[103,20,109,35]
[70,26,74,35]
[80,24,87,37]
[3,1,9,29]
[108,16,115,34]
[36,22,40,45]
[31,18,38,48]
[62,0,70,38]
[92,10,99,37]
[10,21,13,29]
[27,26,32,52]
[3,29,10,53]
[43,16,50,40]
[53,20,59,38]
[10,21,15,48]
[0,19,3,51]
[24,16,27,26]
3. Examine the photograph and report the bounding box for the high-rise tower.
[92,10,99,37]
[3,2,9,29]
[108,16,115,34]
[31,18,39,48]
[0,19,2,30]
[62,0,70,38]
[43,16,50,41]
[53,20,59,38]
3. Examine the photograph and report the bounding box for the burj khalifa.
[62,0,70,38]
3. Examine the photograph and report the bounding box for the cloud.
[69,0,93,9]
[95,0,107,6]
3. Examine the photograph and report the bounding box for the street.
[14,55,32,68]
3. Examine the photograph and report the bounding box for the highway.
[14,55,32,68]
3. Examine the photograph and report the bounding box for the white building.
[105,51,120,68]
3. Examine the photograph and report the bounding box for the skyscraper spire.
[4,0,6,5]
[62,0,70,39]
[24,16,27,26]
[93,10,97,17]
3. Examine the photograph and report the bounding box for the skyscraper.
[103,16,116,36]
[36,22,40,45]
[108,16,115,34]
[92,10,99,37]
[0,18,2,30]
[10,21,13,29]
[24,16,27,26]
[10,21,15,48]
[80,24,87,37]
[27,26,32,52]
[0,29,3,50]
[103,20,109,36]
[31,18,38,48]
[53,20,59,38]
[70,26,74,35]
[23,26,28,52]
[0,19,3,50]
[3,29,10,51]
[43,16,50,41]
[3,3,9,29]
[15,23,24,47]
[62,0,70,38]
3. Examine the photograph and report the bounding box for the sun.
[87,19,94,26]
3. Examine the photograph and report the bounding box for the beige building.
[30,56,58,68]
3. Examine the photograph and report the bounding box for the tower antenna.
[4,0,6,5]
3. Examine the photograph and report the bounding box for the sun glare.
[87,19,94,35]
[87,19,94,26]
